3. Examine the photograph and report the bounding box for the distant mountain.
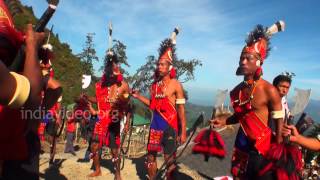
[186,98,320,127]
[185,102,213,128]
[304,99,320,122]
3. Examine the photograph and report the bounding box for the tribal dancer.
[132,28,187,180]
[87,51,130,180]
[38,39,63,165]
[212,21,286,179]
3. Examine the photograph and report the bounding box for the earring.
[256,60,261,67]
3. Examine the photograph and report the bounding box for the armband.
[7,72,31,108]
[176,98,186,105]
[271,110,284,119]
[57,96,63,103]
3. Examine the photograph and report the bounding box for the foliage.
[130,55,202,93]
[77,33,99,75]
[10,0,91,105]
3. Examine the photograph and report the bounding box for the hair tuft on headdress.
[158,27,180,64]
[244,20,285,62]
[281,71,295,80]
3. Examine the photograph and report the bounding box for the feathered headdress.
[242,21,285,79]
[156,27,179,79]
[102,21,123,84]
[281,71,295,80]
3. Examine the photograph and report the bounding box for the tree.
[130,55,202,94]
[100,39,130,76]
[77,33,99,75]
[129,55,157,92]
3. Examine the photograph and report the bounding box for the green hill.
[9,0,97,105]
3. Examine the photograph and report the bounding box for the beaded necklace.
[104,84,120,104]
[232,80,258,109]
[154,80,167,99]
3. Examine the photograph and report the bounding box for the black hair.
[158,38,177,62]
[273,74,292,86]
[246,24,271,59]
[102,52,119,86]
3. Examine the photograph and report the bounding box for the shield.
[290,88,311,117]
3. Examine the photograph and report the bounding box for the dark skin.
[40,61,61,90]
[276,81,291,98]
[0,24,45,109]
[212,52,283,143]
[48,102,62,164]
[282,124,320,151]
[0,24,44,177]
[87,63,130,180]
[132,59,187,180]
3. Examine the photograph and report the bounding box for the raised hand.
[210,116,227,128]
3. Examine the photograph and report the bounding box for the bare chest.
[153,81,177,103]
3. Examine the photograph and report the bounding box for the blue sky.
[21,0,320,105]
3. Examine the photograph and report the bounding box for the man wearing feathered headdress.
[37,29,64,165]
[86,23,131,180]
[132,28,187,180]
[212,21,292,179]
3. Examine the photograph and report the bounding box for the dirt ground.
[38,141,204,180]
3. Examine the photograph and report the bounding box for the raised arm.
[131,89,150,107]
[88,102,97,116]
[23,24,45,109]
[0,24,44,109]
[87,95,97,104]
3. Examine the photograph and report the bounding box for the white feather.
[267,20,285,36]
[170,27,180,45]
[42,43,53,51]
[82,75,92,89]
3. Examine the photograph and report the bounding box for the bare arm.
[124,110,132,133]
[176,82,187,143]
[283,125,320,151]
[23,24,45,109]
[268,86,284,143]
[0,61,17,105]
[88,102,97,115]
[136,95,150,106]
[0,24,44,109]
[295,136,320,151]
[131,90,150,106]
[211,113,236,128]
[55,102,62,125]
[87,96,97,104]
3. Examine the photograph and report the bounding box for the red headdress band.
[156,27,179,79]
[242,21,285,80]
[243,20,285,63]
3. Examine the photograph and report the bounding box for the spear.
[9,0,60,71]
